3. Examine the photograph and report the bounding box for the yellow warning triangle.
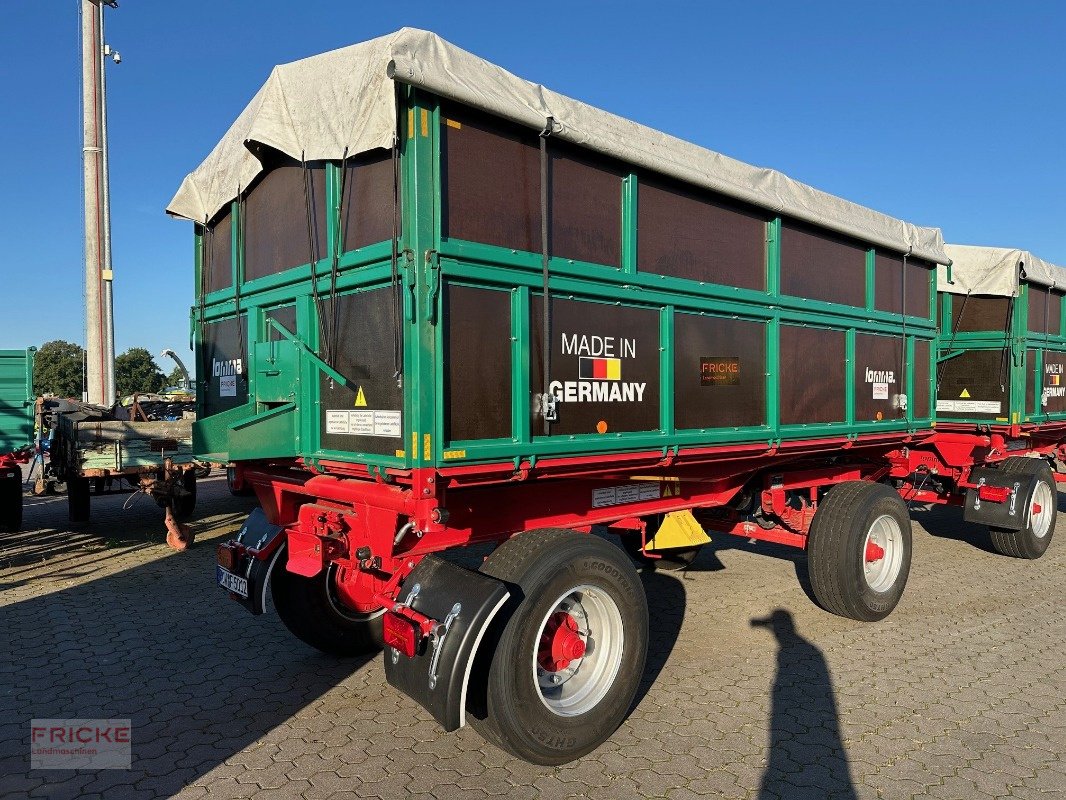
[354,387,368,407]
[960,388,971,398]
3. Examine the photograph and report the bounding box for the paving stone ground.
[0,473,1063,799]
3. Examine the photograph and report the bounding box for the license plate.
[217,566,249,598]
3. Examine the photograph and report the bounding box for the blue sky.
[1,1,1063,369]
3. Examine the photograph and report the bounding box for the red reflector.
[216,544,236,570]
[383,612,420,658]
[978,485,1012,503]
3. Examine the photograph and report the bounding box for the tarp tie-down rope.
[936,291,971,397]
[999,295,1015,394]
[299,152,330,370]
[235,187,246,379]
[391,129,402,387]
[540,116,554,435]
[327,147,350,385]
[901,248,910,419]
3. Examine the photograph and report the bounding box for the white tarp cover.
[939,244,1066,297]
[167,28,948,264]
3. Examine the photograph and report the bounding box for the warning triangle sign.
[354,387,368,407]
[960,388,971,398]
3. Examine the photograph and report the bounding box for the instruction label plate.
[325,410,402,437]
[936,400,1002,414]
[592,482,661,509]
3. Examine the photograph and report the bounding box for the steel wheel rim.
[532,584,624,717]
[325,565,385,622]
[1030,481,1054,539]
[863,514,904,593]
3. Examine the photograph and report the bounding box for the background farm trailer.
[168,29,1057,764]
[0,348,37,532]
[914,244,1066,559]
[46,398,201,549]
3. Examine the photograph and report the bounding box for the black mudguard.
[384,555,510,732]
[228,507,286,615]
[963,468,1037,531]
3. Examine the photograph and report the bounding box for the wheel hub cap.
[863,514,905,593]
[865,540,886,563]
[538,612,586,672]
[533,586,625,717]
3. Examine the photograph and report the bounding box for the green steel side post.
[660,306,674,435]
[193,228,203,304]
[246,306,261,411]
[865,249,875,311]
[766,218,781,297]
[621,174,637,275]
[1014,287,1028,423]
[927,265,936,325]
[297,294,317,452]
[512,285,531,444]
[845,328,856,426]
[766,220,781,436]
[326,163,340,267]
[1060,290,1066,337]
[767,316,781,436]
[1033,349,1042,419]
[232,200,242,286]
[409,89,440,467]
[905,336,915,424]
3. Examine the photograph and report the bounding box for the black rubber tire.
[227,465,256,497]
[469,530,649,765]
[0,475,22,532]
[173,471,197,520]
[67,477,91,523]
[989,457,1057,559]
[806,481,912,622]
[271,564,384,657]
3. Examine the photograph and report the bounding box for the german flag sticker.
[579,357,622,381]
[1050,374,1061,386]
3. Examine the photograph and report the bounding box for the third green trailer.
[937,245,1066,428]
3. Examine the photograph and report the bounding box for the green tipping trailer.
[48,406,198,541]
[0,348,36,531]
[169,30,970,764]
[937,245,1066,431]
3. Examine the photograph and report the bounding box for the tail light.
[978,485,1012,503]
[383,611,421,658]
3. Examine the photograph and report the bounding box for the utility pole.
[81,0,119,406]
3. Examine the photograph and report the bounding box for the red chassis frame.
[223,425,1066,621]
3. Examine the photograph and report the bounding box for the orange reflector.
[383,612,420,658]
[216,544,236,570]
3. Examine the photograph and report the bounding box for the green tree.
[33,340,84,398]
[115,348,166,396]
[165,365,187,388]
